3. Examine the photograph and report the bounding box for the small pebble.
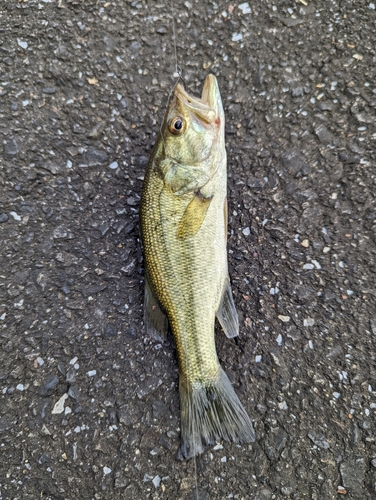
[16,384,25,391]
[242,227,250,236]
[87,370,97,377]
[0,213,9,223]
[278,401,288,410]
[17,39,28,49]
[255,355,262,363]
[278,315,290,323]
[213,444,224,451]
[303,318,315,327]
[301,239,309,247]
[70,357,78,365]
[232,33,243,42]
[276,334,283,346]
[52,393,68,414]
[238,2,251,14]
[103,467,112,475]
[9,212,21,221]
[303,263,315,270]
[221,456,227,463]
[323,247,330,253]
[109,161,118,169]
[152,475,161,488]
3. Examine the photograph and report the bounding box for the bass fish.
[140,74,255,459]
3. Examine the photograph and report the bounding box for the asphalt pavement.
[1,0,376,499]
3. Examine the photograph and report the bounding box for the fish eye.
[169,116,186,135]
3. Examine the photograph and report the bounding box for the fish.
[140,74,255,459]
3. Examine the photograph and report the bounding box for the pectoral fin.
[216,278,239,338]
[177,192,213,239]
[144,271,169,341]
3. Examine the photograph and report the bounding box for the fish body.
[140,75,255,459]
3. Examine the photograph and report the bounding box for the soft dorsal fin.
[144,271,169,341]
[216,278,239,338]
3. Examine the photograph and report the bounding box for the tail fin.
[177,367,255,460]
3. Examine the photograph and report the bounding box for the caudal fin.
[177,367,255,460]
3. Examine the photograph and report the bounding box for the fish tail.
[177,367,255,460]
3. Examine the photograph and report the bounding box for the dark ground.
[1,0,376,499]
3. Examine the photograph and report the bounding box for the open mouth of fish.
[174,74,221,125]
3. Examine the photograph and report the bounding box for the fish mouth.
[174,74,222,125]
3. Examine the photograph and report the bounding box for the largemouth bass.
[140,74,255,459]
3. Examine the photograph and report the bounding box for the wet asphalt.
[1,1,376,499]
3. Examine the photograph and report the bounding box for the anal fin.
[144,271,169,341]
[216,278,239,338]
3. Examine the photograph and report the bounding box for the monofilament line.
[170,0,181,78]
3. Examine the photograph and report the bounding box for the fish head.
[160,74,225,168]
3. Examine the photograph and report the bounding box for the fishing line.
[170,0,181,79]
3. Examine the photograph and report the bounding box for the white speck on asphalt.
[232,33,243,42]
[103,467,112,475]
[17,39,28,49]
[303,263,315,270]
[304,318,315,327]
[36,357,44,366]
[278,315,290,323]
[239,2,251,14]
[52,393,68,414]
[152,475,161,487]
[276,334,283,346]
[255,355,262,363]
[311,260,322,269]
[9,212,21,221]
[109,161,118,169]
[87,370,97,377]
[16,384,25,391]
[278,401,288,410]
[242,227,250,236]
[69,357,78,365]
[213,444,224,451]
